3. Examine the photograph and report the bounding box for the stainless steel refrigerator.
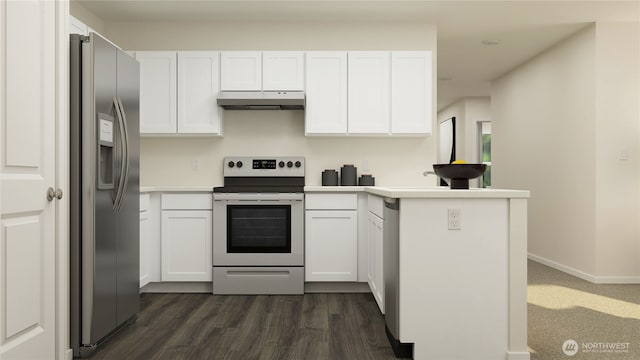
[70,33,140,358]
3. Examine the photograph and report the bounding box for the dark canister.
[340,164,357,186]
[322,169,339,186]
[358,174,375,186]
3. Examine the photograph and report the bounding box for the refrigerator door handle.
[113,96,127,211]
[115,96,130,212]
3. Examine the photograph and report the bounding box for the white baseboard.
[65,348,73,360]
[507,351,530,360]
[528,254,640,284]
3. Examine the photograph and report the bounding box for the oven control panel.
[223,156,304,177]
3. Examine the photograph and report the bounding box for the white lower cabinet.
[367,209,385,313]
[305,193,358,282]
[139,199,151,288]
[160,193,213,282]
[305,210,358,281]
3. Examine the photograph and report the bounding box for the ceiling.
[74,0,639,110]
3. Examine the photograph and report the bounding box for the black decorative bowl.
[433,164,487,189]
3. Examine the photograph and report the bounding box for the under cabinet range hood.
[217,91,305,110]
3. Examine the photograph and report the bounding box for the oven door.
[213,193,303,266]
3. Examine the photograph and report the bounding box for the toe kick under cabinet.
[160,193,213,282]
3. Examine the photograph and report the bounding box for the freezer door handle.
[118,96,131,210]
[112,96,127,211]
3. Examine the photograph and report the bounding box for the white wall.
[437,97,490,187]
[69,2,105,33]
[492,23,640,281]
[594,22,640,278]
[101,20,438,187]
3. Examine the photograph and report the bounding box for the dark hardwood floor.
[90,293,407,360]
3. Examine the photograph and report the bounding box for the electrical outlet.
[363,159,370,171]
[619,148,629,161]
[191,159,200,171]
[448,208,461,230]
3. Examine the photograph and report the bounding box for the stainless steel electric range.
[212,156,304,294]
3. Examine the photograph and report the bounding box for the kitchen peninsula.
[139,184,529,359]
[306,186,530,360]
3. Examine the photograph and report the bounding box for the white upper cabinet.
[69,15,87,35]
[177,52,222,134]
[220,51,262,91]
[136,51,222,135]
[305,52,348,134]
[348,52,391,134]
[221,51,304,91]
[391,51,433,134]
[263,52,305,91]
[136,51,177,134]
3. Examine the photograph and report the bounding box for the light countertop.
[140,185,529,199]
[304,186,366,192]
[305,185,529,199]
[140,186,215,193]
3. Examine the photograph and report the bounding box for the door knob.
[47,187,63,201]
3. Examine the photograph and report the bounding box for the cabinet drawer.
[305,193,357,210]
[161,193,213,210]
[140,193,150,212]
[367,194,384,218]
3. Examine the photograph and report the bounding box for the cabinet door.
[263,51,304,91]
[305,210,358,282]
[161,210,212,281]
[136,51,177,134]
[391,51,433,134]
[305,52,348,134]
[368,212,384,313]
[177,52,222,134]
[220,51,262,90]
[69,15,87,35]
[348,52,390,134]
[139,209,150,288]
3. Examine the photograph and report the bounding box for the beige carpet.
[527,260,640,359]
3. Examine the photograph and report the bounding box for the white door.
[348,51,390,134]
[177,51,222,134]
[136,51,177,134]
[220,51,262,91]
[305,210,358,282]
[161,210,212,282]
[139,208,150,288]
[304,52,348,134]
[0,1,57,358]
[391,51,433,134]
[368,212,384,313]
[263,51,305,91]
